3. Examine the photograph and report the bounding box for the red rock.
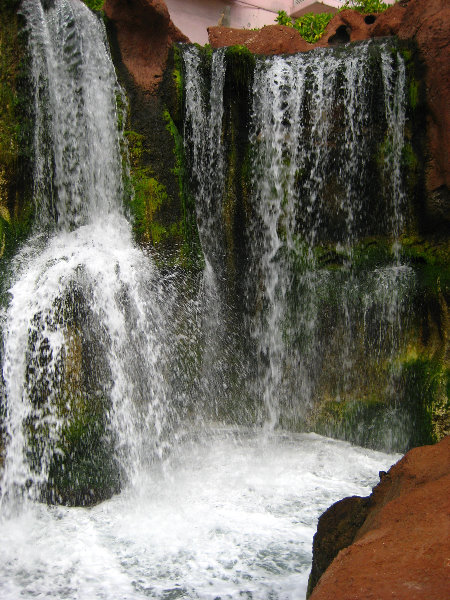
[309,436,450,600]
[104,0,189,93]
[317,9,371,47]
[370,2,408,37]
[247,25,312,55]
[208,25,312,55]
[207,26,255,49]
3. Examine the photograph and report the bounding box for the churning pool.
[0,428,399,599]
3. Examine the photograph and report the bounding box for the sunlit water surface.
[0,429,399,600]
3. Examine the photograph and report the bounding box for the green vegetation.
[401,358,449,446]
[81,0,104,12]
[125,130,174,248]
[275,1,396,42]
[171,45,184,124]
[275,10,334,43]
[39,322,119,506]
[163,109,202,267]
[0,1,33,263]
[340,0,390,13]
[0,7,21,258]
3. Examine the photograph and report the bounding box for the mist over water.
[1,1,405,598]
[1,430,399,600]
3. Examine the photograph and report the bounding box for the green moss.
[123,129,172,248]
[0,8,20,214]
[22,314,120,506]
[45,395,119,506]
[171,44,183,122]
[163,109,202,268]
[130,174,170,245]
[225,45,255,96]
[400,237,450,298]
[0,3,33,264]
[400,358,449,446]
[402,141,418,171]
[409,78,419,109]
[81,0,104,13]
[310,395,408,452]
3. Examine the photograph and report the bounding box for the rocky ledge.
[307,435,450,599]
[209,0,449,232]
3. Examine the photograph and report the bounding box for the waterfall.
[181,45,252,422]
[0,0,171,508]
[249,41,413,434]
[0,5,405,597]
[181,40,415,445]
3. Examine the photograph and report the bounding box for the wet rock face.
[104,0,188,93]
[308,435,450,600]
[306,496,370,598]
[397,0,450,232]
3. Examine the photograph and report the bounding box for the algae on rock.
[0,0,33,262]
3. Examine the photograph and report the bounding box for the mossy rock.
[309,396,411,452]
[24,290,121,506]
[399,357,449,446]
[0,1,34,264]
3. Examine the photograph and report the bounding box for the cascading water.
[182,45,251,422]
[248,41,415,442]
[0,3,402,598]
[181,41,415,447]
[0,0,172,507]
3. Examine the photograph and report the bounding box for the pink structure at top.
[165,0,397,45]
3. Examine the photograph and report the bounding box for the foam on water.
[0,429,399,599]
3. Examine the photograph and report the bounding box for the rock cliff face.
[104,0,188,93]
[307,435,450,599]
[209,0,450,232]
[104,0,192,259]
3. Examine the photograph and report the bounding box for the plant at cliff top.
[275,10,334,43]
[82,0,104,12]
[340,0,390,13]
[295,13,335,43]
[275,11,293,27]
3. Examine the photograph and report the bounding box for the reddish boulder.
[306,496,371,597]
[104,0,189,93]
[208,25,312,55]
[246,25,312,55]
[317,9,372,47]
[370,1,408,37]
[308,436,450,600]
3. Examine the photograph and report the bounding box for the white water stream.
[1,429,399,599]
